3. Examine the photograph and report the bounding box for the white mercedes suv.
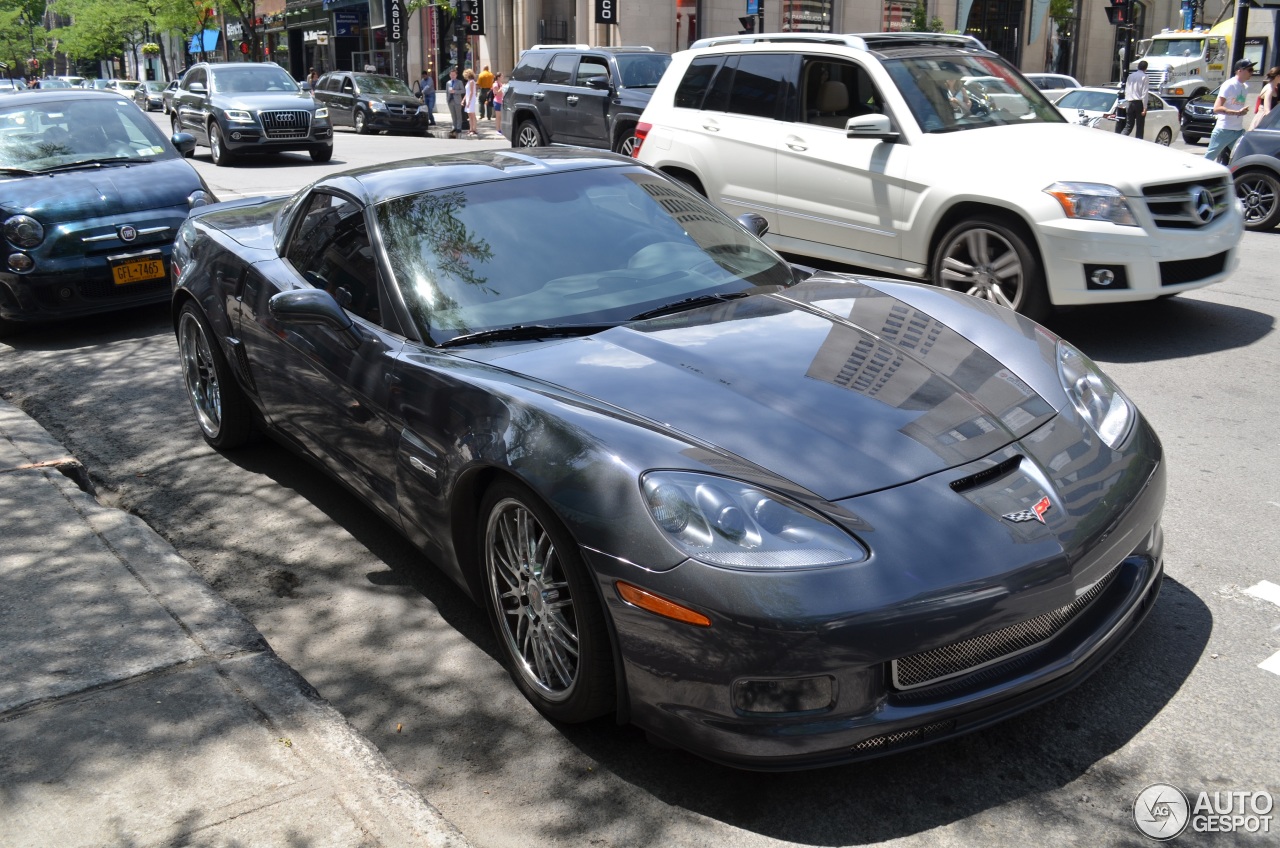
[633,32,1243,321]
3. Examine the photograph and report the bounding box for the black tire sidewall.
[477,479,614,723]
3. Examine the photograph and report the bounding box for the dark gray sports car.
[172,150,1165,770]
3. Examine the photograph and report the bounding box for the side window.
[674,56,722,109]
[285,193,383,326]
[511,52,551,82]
[575,57,609,86]
[801,58,883,127]
[726,54,794,119]
[1147,93,1163,111]
[185,69,206,90]
[342,77,355,94]
[544,53,576,85]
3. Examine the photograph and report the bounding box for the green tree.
[908,2,945,33]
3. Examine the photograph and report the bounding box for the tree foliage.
[908,2,945,34]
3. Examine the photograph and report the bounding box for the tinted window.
[675,56,722,109]
[184,68,207,89]
[511,51,552,82]
[212,66,299,93]
[544,54,576,85]
[726,54,793,119]
[576,57,609,86]
[287,193,382,326]
[616,53,671,88]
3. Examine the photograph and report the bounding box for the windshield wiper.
[39,157,136,173]
[0,166,36,175]
[628,291,752,321]
[439,323,615,347]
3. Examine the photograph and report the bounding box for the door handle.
[701,122,721,132]
[785,136,808,151]
[566,95,579,104]
[533,92,545,100]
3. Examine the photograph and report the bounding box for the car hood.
[0,158,204,225]
[918,122,1222,190]
[362,92,420,108]
[470,279,1058,501]
[217,92,314,111]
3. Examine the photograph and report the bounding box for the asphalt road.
[1,120,1277,847]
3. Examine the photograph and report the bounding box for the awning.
[189,30,220,54]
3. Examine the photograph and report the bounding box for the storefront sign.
[596,0,617,24]
[385,0,403,41]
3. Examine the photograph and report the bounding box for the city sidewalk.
[0,398,471,848]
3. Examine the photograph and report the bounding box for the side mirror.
[170,132,197,156]
[845,113,899,142]
[736,212,770,238]
[583,75,612,91]
[269,288,363,350]
[188,82,206,95]
[300,81,312,92]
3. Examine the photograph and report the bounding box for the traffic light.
[1105,0,1128,26]
[739,15,756,33]
[240,41,249,55]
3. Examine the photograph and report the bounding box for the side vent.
[949,455,1022,494]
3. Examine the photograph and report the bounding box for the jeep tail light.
[633,122,650,158]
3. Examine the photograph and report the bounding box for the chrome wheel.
[515,120,541,147]
[615,130,639,156]
[932,217,1049,321]
[209,123,233,166]
[354,110,368,134]
[486,497,580,702]
[1155,127,1172,146]
[1236,169,1280,230]
[179,310,224,441]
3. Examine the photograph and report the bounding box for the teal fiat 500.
[0,90,214,336]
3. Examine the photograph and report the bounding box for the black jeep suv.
[502,46,670,155]
[172,62,333,166]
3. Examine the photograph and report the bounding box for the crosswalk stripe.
[1260,652,1280,677]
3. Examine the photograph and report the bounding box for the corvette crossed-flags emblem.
[1003,495,1052,524]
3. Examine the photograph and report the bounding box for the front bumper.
[0,212,187,324]
[367,111,429,132]
[592,415,1167,770]
[1037,202,1242,306]
[220,122,333,154]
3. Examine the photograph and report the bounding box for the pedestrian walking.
[477,65,494,121]
[413,70,437,127]
[1121,60,1150,139]
[1248,66,1280,130]
[445,68,465,137]
[492,72,505,135]
[1205,59,1256,162]
[307,67,319,89]
[463,68,479,138]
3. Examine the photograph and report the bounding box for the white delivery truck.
[1134,13,1275,112]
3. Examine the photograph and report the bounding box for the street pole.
[1230,0,1249,69]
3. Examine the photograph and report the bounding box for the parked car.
[172,149,1166,770]
[0,78,28,94]
[1054,86,1179,145]
[0,90,214,335]
[161,79,180,115]
[1228,106,1280,230]
[54,75,85,88]
[132,81,165,112]
[503,45,671,155]
[1181,85,1218,145]
[635,32,1241,321]
[171,61,332,166]
[35,78,73,90]
[311,70,430,135]
[108,79,143,95]
[82,79,110,90]
[1022,72,1082,102]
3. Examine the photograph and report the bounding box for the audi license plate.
[110,254,165,285]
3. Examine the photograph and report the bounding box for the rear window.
[511,51,552,82]
[674,57,722,109]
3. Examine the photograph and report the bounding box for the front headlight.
[1044,182,1139,227]
[1057,340,1134,449]
[641,471,867,570]
[187,189,213,210]
[314,107,329,120]
[369,100,387,112]
[223,109,254,124]
[4,214,44,248]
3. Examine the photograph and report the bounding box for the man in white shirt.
[1121,60,1150,138]
[1205,59,1256,162]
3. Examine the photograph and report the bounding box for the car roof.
[689,31,986,56]
[314,149,640,206]
[0,89,132,105]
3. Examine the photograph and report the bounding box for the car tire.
[514,119,543,148]
[479,479,615,724]
[931,215,1050,323]
[177,302,254,450]
[209,123,235,167]
[1154,127,1172,146]
[310,145,333,163]
[613,125,639,157]
[1235,168,1280,231]
[354,109,369,135]
[1181,131,1202,145]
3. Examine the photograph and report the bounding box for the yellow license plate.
[112,257,165,285]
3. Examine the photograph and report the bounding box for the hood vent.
[948,455,1023,494]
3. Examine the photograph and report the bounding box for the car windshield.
[1055,89,1121,112]
[1147,38,1205,58]
[883,55,1064,134]
[376,166,795,345]
[616,53,671,88]
[212,66,299,93]
[114,81,142,91]
[0,98,178,171]
[353,74,413,96]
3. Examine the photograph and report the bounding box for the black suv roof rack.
[689,32,985,52]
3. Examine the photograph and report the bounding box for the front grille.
[853,720,955,753]
[891,566,1119,690]
[1160,251,1229,286]
[260,110,312,139]
[1141,177,1233,229]
[385,103,416,117]
[1144,69,1166,88]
